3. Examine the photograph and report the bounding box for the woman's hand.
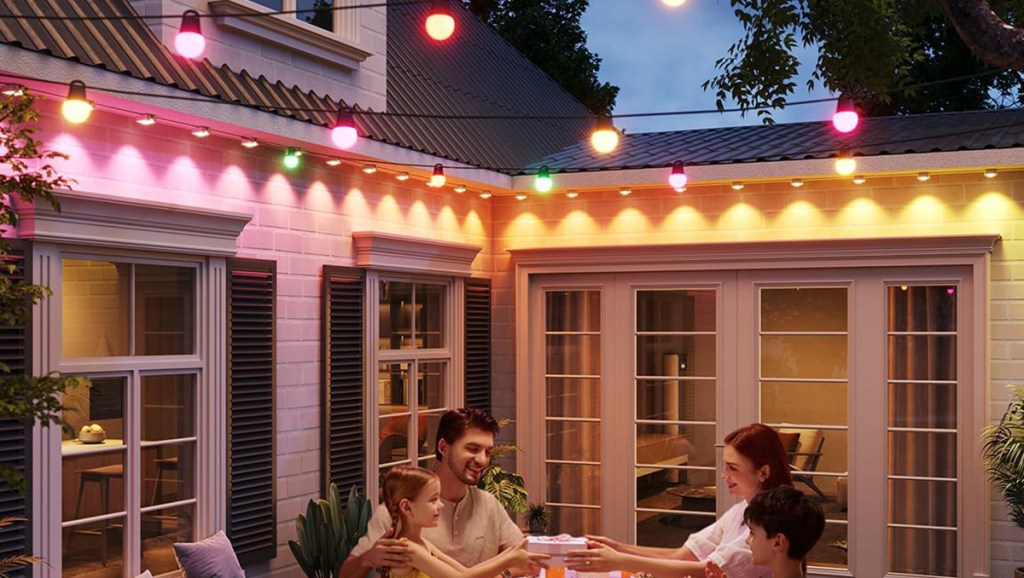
[564,541,623,572]
[705,560,728,578]
[583,535,625,553]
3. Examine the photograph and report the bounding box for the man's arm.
[339,505,410,578]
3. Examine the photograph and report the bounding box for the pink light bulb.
[669,162,688,190]
[331,126,358,149]
[832,96,859,134]
[175,32,206,59]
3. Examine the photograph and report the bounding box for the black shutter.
[322,267,365,496]
[226,259,276,565]
[464,278,492,412]
[0,248,30,578]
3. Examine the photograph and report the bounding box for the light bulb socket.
[431,0,452,16]
[66,80,88,103]
[179,9,202,35]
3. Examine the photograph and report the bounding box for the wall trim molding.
[352,231,481,276]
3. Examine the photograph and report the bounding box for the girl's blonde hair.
[382,465,440,535]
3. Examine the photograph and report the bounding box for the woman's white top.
[683,500,771,578]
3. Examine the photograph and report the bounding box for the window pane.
[249,0,282,8]
[380,282,413,350]
[63,515,125,578]
[419,361,445,410]
[548,505,600,537]
[63,259,129,357]
[141,503,194,575]
[298,0,334,31]
[135,265,195,355]
[417,284,444,349]
[888,285,957,332]
[889,382,956,429]
[761,381,847,426]
[547,420,600,462]
[887,336,957,381]
[62,451,126,523]
[637,379,715,423]
[810,521,848,570]
[380,415,410,465]
[636,336,716,378]
[378,362,410,408]
[546,464,600,506]
[889,527,956,577]
[888,431,956,478]
[142,443,196,506]
[761,335,847,379]
[546,335,600,375]
[546,291,600,332]
[547,377,600,419]
[63,376,125,444]
[888,479,957,527]
[637,511,714,549]
[761,288,848,332]
[141,374,195,441]
[635,423,692,468]
[636,290,716,332]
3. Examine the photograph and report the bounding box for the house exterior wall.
[27,100,494,577]
[490,172,1024,577]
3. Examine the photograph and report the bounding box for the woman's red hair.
[724,423,794,490]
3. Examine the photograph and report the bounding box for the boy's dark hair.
[434,408,500,460]
[744,486,825,560]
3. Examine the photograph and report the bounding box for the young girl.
[380,465,547,578]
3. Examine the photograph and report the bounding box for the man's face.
[441,427,495,486]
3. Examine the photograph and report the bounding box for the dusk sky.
[581,0,837,134]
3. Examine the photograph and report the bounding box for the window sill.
[208,0,373,72]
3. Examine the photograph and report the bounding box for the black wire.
[0,0,429,21]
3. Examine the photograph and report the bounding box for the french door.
[520,264,981,577]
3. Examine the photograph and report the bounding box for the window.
[249,0,335,32]
[60,258,200,578]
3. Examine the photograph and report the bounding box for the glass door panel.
[545,290,602,535]
[634,289,717,547]
[887,285,958,577]
[758,286,849,570]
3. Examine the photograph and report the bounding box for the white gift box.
[526,534,588,566]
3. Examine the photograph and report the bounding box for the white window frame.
[511,235,995,578]
[18,191,250,578]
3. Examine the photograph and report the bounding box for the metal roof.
[531,107,1024,173]
[0,0,592,172]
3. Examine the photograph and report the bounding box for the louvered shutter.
[464,278,492,412]
[0,248,30,578]
[226,259,276,565]
[322,267,365,496]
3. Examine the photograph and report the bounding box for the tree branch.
[936,0,1024,69]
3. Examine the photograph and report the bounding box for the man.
[340,408,523,578]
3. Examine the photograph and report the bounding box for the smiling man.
[340,408,524,578]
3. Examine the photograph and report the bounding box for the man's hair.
[743,486,825,560]
[434,408,500,460]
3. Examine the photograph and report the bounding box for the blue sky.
[581,0,837,134]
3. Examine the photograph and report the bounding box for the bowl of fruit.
[78,424,106,444]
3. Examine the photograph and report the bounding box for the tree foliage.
[464,0,619,114]
[705,0,1024,121]
[0,90,84,494]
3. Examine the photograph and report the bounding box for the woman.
[377,465,547,578]
[565,423,793,578]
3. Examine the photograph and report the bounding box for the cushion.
[778,428,823,471]
[173,531,245,578]
[135,571,154,578]
[776,431,800,453]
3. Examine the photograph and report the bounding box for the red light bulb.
[426,0,455,41]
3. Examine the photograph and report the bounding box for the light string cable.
[0,1,430,21]
[14,79,1023,178]
[0,68,1013,121]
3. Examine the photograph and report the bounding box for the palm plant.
[982,385,1024,531]
[478,418,528,513]
[0,517,42,578]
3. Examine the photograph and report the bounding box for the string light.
[591,115,619,154]
[191,126,210,138]
[834,146,856,176]
[668,161,688,191]
[331,109,359,150]
[984,168,998,178]
[283,147,301,169]
[429,163,446,187]
[832,95,859,134]
[61,80,93,124]
[175,10,205,59]
[241,137,259,148]
[535,166,553,192]
[425,0,455,41]
[135,114,157,126]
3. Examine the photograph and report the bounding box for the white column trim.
[352,231,482,276]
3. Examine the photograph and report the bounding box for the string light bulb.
[591,115,619,154]
[426,0,455,41]
[175,10,206,59]
[61,80,94,124]
[535,166,553,192]
[429,163,446,187]
[283,147,301,169]
[834,146,856,176]
[668,161,688,191]
[832,95,859,134]
[331,108,358,150]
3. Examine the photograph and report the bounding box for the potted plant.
[478,418,529,513]
[288,483,372,578]
[982,384,1024,578]
[526,503,550,535]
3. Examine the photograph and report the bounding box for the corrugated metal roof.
[0,0,592,171]
[531,107,1024,173]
